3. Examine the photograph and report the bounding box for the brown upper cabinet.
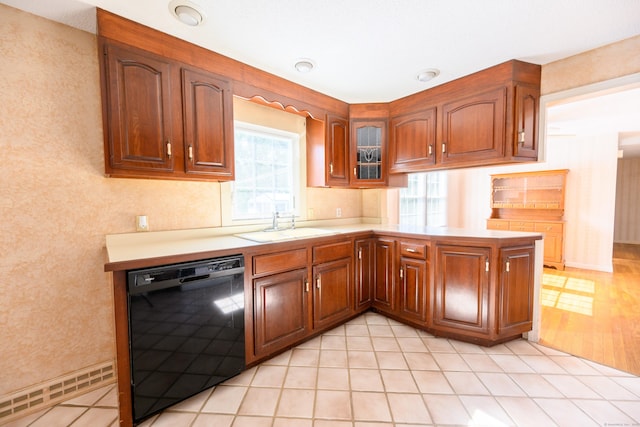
[308,106,407,188]
[100,40,234,181]
[389,60,541,173]
[98,10,541,184]
[389,108,437,172]
[181,67,234,178]
[307,114,350,187]
[350,118,387,187]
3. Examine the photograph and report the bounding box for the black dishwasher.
[127,255,245,423]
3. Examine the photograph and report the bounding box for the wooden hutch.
[487,169,568,269]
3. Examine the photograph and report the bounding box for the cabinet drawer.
[253,248,308,276]
[313,240,353,263]
[534,222,563,233]
[509,221,535,232]
[487,219,509,230]
[399,241,428,259]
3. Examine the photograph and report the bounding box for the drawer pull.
[406,248,417,253]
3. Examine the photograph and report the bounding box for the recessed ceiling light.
[417,68,440,82]
[169,1,205,27]
[294,59,315,73]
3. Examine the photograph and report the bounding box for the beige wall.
[541,34,640,94]
[0,4,360,399]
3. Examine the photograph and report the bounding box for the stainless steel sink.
[235,227,337,243]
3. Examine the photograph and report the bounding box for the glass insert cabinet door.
[352,120,386,182]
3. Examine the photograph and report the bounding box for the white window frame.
[221,121,303,227]
[399,171,447,227]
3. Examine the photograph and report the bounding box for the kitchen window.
[222,121,302,224]
[399,171,447,227]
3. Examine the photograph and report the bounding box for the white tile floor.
[5,312,640,427]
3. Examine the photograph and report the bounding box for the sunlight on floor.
[542,272,595,316]
[470,409,509,426]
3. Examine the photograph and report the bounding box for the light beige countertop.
[105,222,541,271]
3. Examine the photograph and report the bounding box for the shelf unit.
[487,169,568,269]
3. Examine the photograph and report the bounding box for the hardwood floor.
[539,243,640,375]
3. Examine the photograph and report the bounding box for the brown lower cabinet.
[246,233,536,363]
[248,238,356,364]
[432,242,535,345]
[397,240,429,324]
[312,240,354,330]
[433,244,492,338]
[107,230,539,426]
[253,268,310,358]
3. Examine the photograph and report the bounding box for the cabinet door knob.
[353,167,357,177]
[442,142,446,153]
[166,141,172,158]
[506,260,510,272]
[304,279,309,293]
[428,144,433,156]
[358,248,362,260]
[485,259,490,272]
[188,145,194,162]
[316,276,321,289]
[329,162,334,174]
[399,267,403,279]
[518,131,526,144]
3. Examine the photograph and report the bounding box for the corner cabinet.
[308,107,407,188]
[354,238,375,312]
[100,40,235,181]
[350,119,387,187]
[364,237,429,327]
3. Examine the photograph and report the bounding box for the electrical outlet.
[136,215,149,232]
[336,208,342,217]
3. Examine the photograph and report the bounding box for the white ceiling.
[3,0,640,154]
[3,0,640,104]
